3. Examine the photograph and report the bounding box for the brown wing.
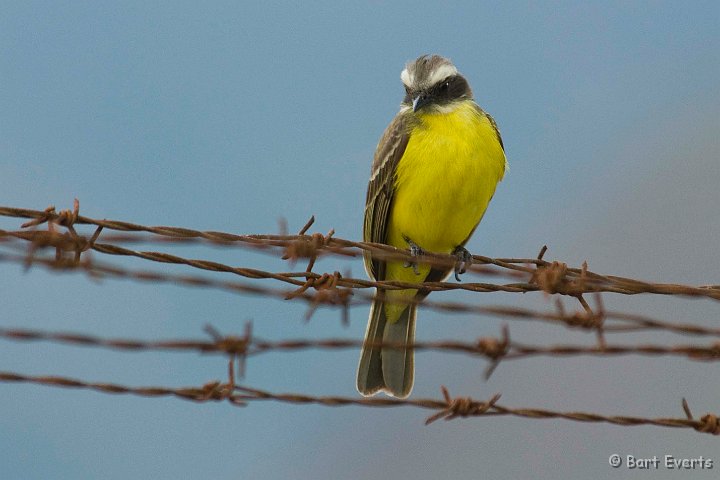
[484,109,505,151]
[363,111,411,281]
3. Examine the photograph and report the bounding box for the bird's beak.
[412,94,430,112]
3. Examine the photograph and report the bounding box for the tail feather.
[357,296,416,398]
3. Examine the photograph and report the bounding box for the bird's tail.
[356,293,416,398]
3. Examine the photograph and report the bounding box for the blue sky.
[1,1,719,479]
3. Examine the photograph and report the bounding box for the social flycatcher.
[357,55,507,398]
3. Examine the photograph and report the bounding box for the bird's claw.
[404,239,424,275]
[452,246,473,281]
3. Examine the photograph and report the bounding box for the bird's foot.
[452,246,473,281]
[403,238,424,275]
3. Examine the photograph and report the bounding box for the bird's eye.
[440,81,450,91]
[404,86,411,95]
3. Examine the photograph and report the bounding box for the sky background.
[1,1,719,479]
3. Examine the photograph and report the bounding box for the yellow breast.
[388,101,506,256]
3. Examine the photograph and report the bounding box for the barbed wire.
[1,324,718,383]
[1,248,719,340]
[1,201,718,434]
[1,202,719,340]
[2,322,719,362]
[1,204,719,301]
[0,370,716,434]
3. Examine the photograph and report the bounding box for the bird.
[357,55,507,398]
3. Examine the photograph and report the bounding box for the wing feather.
[363,111,411,280]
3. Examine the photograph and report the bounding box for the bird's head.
[400,55,473,113]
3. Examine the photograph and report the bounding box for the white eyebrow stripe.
[427,64,458,86]
[400,68,413,87]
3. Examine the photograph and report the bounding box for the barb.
[204,322,252,379]
[683,398,720,435]
[425,387,502,424]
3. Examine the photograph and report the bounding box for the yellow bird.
[357,55,507,398]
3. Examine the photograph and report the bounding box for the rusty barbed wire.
[1,201,719,435]
[2,248,719,339]
[1,204,719,301]
[9,224,718,309]
[2,201,720,340]
[1,324,719,362]
[1,325,718,383]
[0,370,716,434]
